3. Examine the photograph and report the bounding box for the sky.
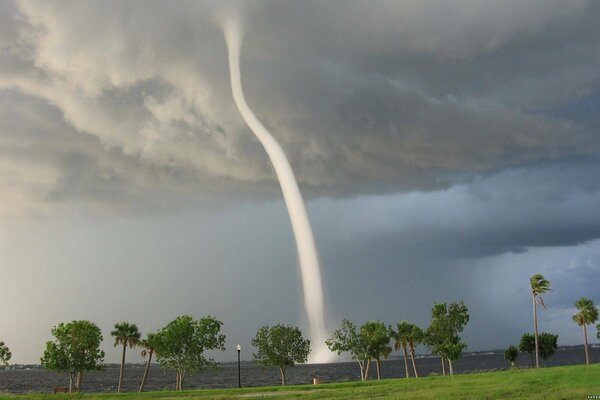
[1,0,600,364]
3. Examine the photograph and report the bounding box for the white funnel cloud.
[223,19,331,362]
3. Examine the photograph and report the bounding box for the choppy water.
[1,347,598,394]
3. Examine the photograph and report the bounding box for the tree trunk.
[401,346,410,378]
[441,356,446,376]
[139,349,153,392]
[280,367,286,386]
[448,359,454,375]
[357,360,365,381]
[180,371,184,391]
[533,293,540,368]
[364,359,371,381]
[118,342,127,392]
[69,374,74,393]
[529,352,533,368]
[375,359,381,380]
[76,371,82,391]
[583,323,590,365]
[409,343,419,378]
[175,372,180,391]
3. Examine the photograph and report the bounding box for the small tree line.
[38,315,225,393]
[326,301,470,381]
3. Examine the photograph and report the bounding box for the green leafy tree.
[251,324,310,386]
[362,321,391,380]
[326,320,390,381]
[111,322,141,392]
[392,322,412,378]
[530,274,551,368]
[326,320,369,381]
[504,345,519,368]
[519,332,536,367]
[425,301,469,375]
[154,315,226,390]
[40,320,104,393]
[519,332,557,366]
[572,297,599,365]
[139,333,158,392]
[538,332,558,361]
[0,341,11,366]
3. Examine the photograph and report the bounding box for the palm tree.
[393,321,413,378]
[407,325,424,378]
[139,333,157,392]
[572,297,599,365]
[111,322,141,392]
[530,274,551,368]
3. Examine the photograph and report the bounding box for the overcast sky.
[1,0,600,364]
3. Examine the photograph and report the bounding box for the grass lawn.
[3,364,600,400]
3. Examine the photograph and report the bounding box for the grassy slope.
[4,364,600,400]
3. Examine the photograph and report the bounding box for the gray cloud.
[0,0,599,217]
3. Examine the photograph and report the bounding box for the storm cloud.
[1,0,600,363]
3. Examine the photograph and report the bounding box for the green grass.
[3,364,600,400]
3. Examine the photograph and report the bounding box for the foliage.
[504,345,519,367]
[537,332,558,361]
[154,315,226,390]
[111,322,142,349]
[519,331,558,363]
[326,319,390,381]
[251,324,310,385]
[425,301,469,374]
[0,341,11,365]
[518,333,535,355]
[40,320,104,392]
[530,274,551,299]
[572,297,598,327]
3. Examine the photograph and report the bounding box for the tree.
[0,341,11,366]
[392,322,412,378]
[111,322,141,392]
[139,333,158,392]
[362,321,391,380]
[425,301,469,375]
[504,345,519,368]
[326,320,390,381]
[518,333,536,367]
[251,324,310,386]
[572,297,599,365]
[154,315,226,390]
[530,274,551,368]
[519,332,558,366]
[407,325,424,378]
[538,332,558,361]
[40,320,104,392]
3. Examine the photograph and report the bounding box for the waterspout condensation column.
[224,21,329,362]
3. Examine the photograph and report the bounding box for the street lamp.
[236,344,241,388]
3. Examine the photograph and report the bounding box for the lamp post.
[236,344,241,388]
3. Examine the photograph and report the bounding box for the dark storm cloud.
[1,0,599,214]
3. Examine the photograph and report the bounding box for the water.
[1,347,598,394]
